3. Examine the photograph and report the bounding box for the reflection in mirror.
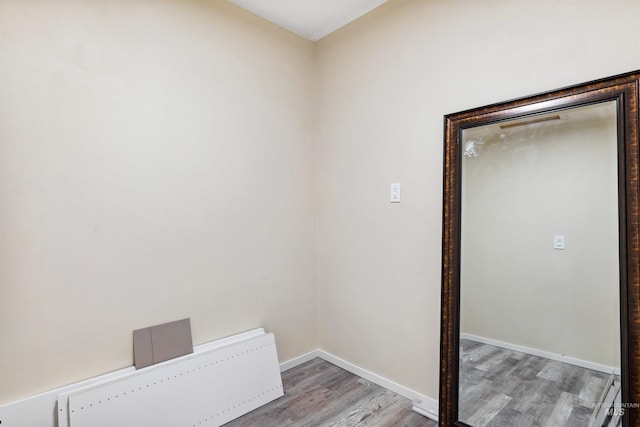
[458,102,621,426]
[440,71,640,427]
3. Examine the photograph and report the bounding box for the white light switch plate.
[390,183,401,203]
[553,235,565,250]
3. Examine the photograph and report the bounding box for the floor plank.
[223,358,436,427]
[459,339,615,427]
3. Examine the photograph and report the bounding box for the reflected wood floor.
[460,339,615,427]
[223,358,436,427]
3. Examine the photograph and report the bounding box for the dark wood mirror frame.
[439,70,640,426]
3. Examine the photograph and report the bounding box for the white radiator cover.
[57,329,283,427]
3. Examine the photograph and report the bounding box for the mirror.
[439,71,640,426]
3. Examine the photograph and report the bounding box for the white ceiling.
[226,0,389,41]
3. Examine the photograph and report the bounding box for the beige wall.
[316,0,640,399]
[2,0,640,408]
[0,0,317,403]
[460,103,620,368]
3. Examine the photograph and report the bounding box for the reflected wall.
[460,101,620,370]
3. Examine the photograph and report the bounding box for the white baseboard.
[279,349,322,372]
[0,366,135,427]
[311,350,439,422]
[1,347,439,426]
[462,333,621,376]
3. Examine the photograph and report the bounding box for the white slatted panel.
[58,332,282,427]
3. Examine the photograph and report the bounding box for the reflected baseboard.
[461,333,621,376]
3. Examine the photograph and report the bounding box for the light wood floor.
[223,358,436,427]
[459,339,615,427]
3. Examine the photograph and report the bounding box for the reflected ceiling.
[462,102,617,158]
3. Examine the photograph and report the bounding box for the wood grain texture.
[459,339,616,427]
[439,70,640,426]
[223,358,435,427]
